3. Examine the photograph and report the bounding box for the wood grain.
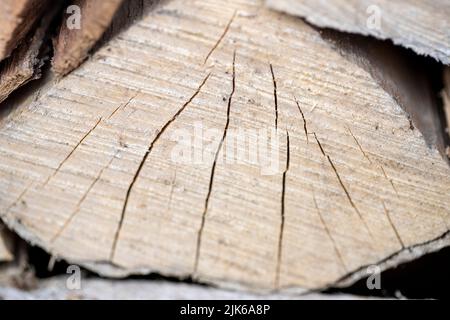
[52,0,124,76]
[0,0,449,292]
[319,30,449,163]
[266,0,450,65]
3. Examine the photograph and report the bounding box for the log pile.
[0,0,449,295]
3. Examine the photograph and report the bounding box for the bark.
[0,0,48,61]
[0,8,56,103]
[52,0,124,76]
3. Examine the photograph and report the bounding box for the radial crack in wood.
[266,0,450,65]
[0,0,449,292]
[319,30,449,164]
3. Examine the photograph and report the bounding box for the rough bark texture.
[0,0,48,62]
[0,8,56,103]
[266,0,450,65]
[52,0,125,76]
[0,0,449,293]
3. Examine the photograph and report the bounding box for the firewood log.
[52,0,124,76]
[0,0,49,61]
[0,0,449,292]
[266,0,450,65]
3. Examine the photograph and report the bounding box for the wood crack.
[109,72,211,262]
[326,155,375,242]
[108,92,139,120]
[269,63,278,130]
[346,126,372,164]
[194,51,236,274]
[313,132,326,156]
[380,165,399,196]
[203,10,236,64]
[275,130,290,288]
[382,201,405,249]
[1,182,33,219]
[50,150,120,244]
[312,188,348,273]
[294,96,308,143]
[43,117,102,186]
[313,132,375,243]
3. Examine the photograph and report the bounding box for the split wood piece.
[0,8,56,104]
[0,0,49,62]
[266,0,450,65]
[319,30,449,164]
[0,0,450,292]
[52,0,125,76]
[444,68,450,145]
[0,224,13,262]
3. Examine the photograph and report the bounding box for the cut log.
[0,0,49,62]
[266,0,450,65]
[52,0,125,76]
[0,8,56,104]
[319,30,449,164]
[0,0,449,292]
[0,224,13,263]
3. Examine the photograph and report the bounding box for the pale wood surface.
[266,0,450,65]
[52,0,124,76]
[318,30,449,164]
[0,224,13,262]
[0,0,449,292]
[0,0,48,62]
